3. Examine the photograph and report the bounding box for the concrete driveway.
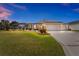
[48,31,79,56]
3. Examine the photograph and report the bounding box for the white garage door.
[46,25,61,31]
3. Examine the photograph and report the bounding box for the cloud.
[10,3,27,10]
[0,6,12,19]
[73,8,79,13]
[0,6,12,12]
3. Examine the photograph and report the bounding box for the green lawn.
[0,31,65,56]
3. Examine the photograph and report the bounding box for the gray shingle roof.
[69,20,79,24]
[39,20,63,23]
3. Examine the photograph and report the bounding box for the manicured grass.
[0,31,65,56]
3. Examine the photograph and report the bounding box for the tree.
[0,20,10,30]
[28,23,32,30]
[10,21,19,30]
[0,22,2,30]
[5,20,10,31]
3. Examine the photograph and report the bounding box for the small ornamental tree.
[39,24,47,34]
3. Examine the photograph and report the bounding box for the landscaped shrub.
[29,28,32,30]
[68,28,71,31]
[39,29,47,34]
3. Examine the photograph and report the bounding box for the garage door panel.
[46,25,61,31]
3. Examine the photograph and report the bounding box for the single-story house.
[18,20,70,31]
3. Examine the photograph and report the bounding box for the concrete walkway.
[48,31,79,56]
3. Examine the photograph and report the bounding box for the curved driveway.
[48,31,79,56]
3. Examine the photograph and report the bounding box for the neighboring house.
[69,20,79,30]
[18,23,27,30]
[18,23,41,30]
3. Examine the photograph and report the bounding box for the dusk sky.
[0,3,79,23]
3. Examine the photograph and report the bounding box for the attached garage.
[40,21,67,31]
[45,23,61,31]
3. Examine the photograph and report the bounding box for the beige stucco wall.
[70,24,79,30]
